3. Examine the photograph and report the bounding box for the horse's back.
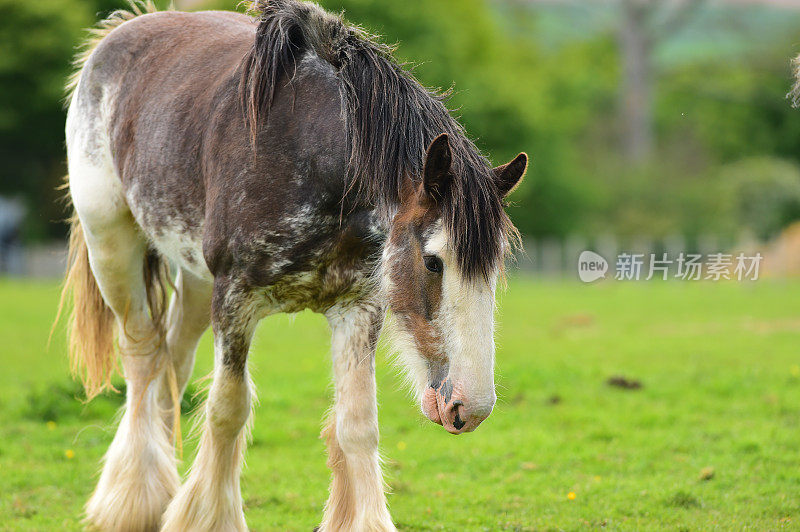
[76,10,255,109]
[67,10,258,279]
[68,8,350,283]
[82,9,256,170]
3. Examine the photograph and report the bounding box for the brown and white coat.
[61,1,527,530]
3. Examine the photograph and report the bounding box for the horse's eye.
[424,255,443,274]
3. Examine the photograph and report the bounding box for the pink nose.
[442,399,493,434]
[422,386,494,435]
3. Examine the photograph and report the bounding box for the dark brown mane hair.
[241,0,518,281]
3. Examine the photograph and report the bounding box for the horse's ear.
[423,134,452,200]
[493,152,528,198]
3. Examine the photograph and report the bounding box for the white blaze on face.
[425,225,498,418]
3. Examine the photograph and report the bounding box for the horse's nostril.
[451,400,466,430]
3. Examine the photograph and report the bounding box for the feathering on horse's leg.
[68,157,179,531]
[319,303,396,532]
[161,277,258,532]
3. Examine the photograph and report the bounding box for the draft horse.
[61,0,527,529]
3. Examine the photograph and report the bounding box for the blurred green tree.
[0,0,92,238]
[3,0,800,244]
[718,157,800,241]
[0,0,158,240]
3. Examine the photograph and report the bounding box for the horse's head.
[382,134,527,435]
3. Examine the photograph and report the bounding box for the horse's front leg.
[319,303,395,532]
[161,277,260,532]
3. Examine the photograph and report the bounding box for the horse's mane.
[241,0,518,281]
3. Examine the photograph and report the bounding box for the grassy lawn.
[1,277,799,530]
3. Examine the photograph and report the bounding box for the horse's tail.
[54,213,117,400]
[54,210,174,402]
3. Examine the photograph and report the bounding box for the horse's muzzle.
[422,386,494,435]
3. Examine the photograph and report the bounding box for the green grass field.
[1,277,799,531]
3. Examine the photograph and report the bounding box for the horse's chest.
[261,264,374,314]
[245,212,384,313]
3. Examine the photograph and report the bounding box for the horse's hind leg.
[156,269,213,430]
[69,154,179,530]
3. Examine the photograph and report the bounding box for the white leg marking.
[75,179,181,531]
[319,304,395,532]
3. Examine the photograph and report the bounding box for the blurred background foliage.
[2,0,800,244]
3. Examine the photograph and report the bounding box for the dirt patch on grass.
[606,375,643,390]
